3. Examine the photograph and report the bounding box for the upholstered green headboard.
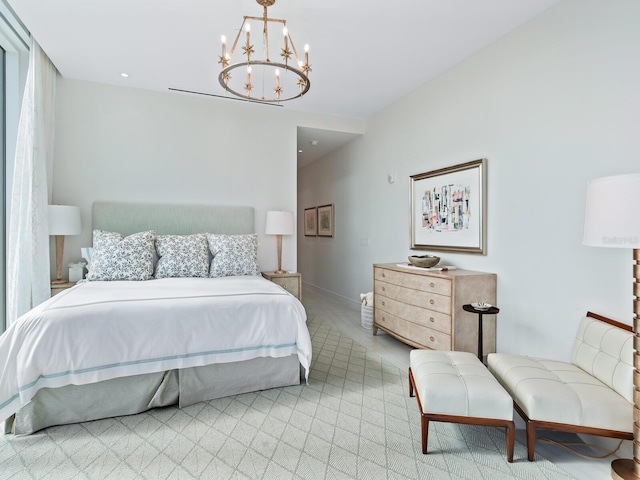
[92,202,254,236]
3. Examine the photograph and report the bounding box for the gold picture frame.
[304,207,317,236]
[410,159,486,254]
[317,204,334,237]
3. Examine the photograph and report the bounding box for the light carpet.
[0,315,574,479]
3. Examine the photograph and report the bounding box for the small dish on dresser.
[471,302,492,311]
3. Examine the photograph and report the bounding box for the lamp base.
[274,269,286,274]
[612,459,640,479]
[51,278,68,285]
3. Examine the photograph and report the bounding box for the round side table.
[462,304,500,362]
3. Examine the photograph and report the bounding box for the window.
[0,0,29,332]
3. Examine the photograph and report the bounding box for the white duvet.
[0,276,311,423]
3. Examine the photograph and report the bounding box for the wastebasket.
[360,292,373,329]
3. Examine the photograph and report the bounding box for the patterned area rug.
[0,316,574,479]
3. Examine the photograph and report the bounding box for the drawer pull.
[429,299,434,305]
[382,273,386,278]
[430,282,435,288]
[430,336,435,342]
[429,317,435,323]
[382,316,386,321]
[382,301,386,306]
[382,286,386,292]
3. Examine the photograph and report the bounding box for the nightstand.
[51,281,76,297]
[261,271,302,301]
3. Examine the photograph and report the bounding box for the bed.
[1,202,311,435]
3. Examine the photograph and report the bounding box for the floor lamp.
[583,173,640,480]
[265,211,294,274]
[48,205,81,284]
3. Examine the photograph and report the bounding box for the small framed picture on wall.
[317,204,334,237]
[304,207,317,236]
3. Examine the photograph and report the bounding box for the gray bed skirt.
[6,355,301,435]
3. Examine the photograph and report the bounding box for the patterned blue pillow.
[87,230,156,281]
[207,234,260,277]
[155,234,209,278]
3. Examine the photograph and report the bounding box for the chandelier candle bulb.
[221,35,226,57]
[245,23,251,60]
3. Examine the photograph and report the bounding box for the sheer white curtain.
[6,38,57,326]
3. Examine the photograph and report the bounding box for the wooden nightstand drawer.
[261,272,302,301]
[51,281,76,296]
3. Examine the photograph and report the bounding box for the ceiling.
[8,0,560,165]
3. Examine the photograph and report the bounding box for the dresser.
[373,264,497,357]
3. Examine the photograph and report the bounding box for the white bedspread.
[0,276,311,423]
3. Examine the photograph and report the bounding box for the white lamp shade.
[583,173,640,248]
[48,205,81,236]
[265,211,294,235]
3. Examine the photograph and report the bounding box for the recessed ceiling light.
[298,149,303,153]
[120,73,129,78]
[310,140,319,146]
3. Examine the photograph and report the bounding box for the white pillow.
[207,233,260,277]
[155,234,209,278]
[87,230,156,281]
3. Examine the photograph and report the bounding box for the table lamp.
[48,205,81,284]
[265,211,294,274]
[583,173,640,480]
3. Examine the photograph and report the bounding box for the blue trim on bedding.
[3,342,297,410]
[1,393,19,410]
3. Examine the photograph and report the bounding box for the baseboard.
[302,282,361,312]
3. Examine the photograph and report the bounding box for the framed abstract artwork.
[410,159,486,254]
[304,207,317,236]
[317,204,334,237]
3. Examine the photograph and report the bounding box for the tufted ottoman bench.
[409,350,515,462]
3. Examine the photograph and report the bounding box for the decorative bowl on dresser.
[372,263,497,359]
[407,255,440,268]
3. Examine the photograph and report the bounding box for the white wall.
[298,0,640,360]
[52,79,363,274]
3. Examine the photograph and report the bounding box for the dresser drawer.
[374,309,451,350]
[375,281,451,315]
[375,294,451,334]
[374,267,451,296]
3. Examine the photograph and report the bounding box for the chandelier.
[218,0,311,103]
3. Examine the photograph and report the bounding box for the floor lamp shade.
[48,205,81,284]
[583,174,640,249]
[583,173,640,480]
[265,211,294,274]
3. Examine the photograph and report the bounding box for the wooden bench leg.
[505,421,515,463]
[409,368,414,397]
[421,414,429,454]
[526,421,536,461]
